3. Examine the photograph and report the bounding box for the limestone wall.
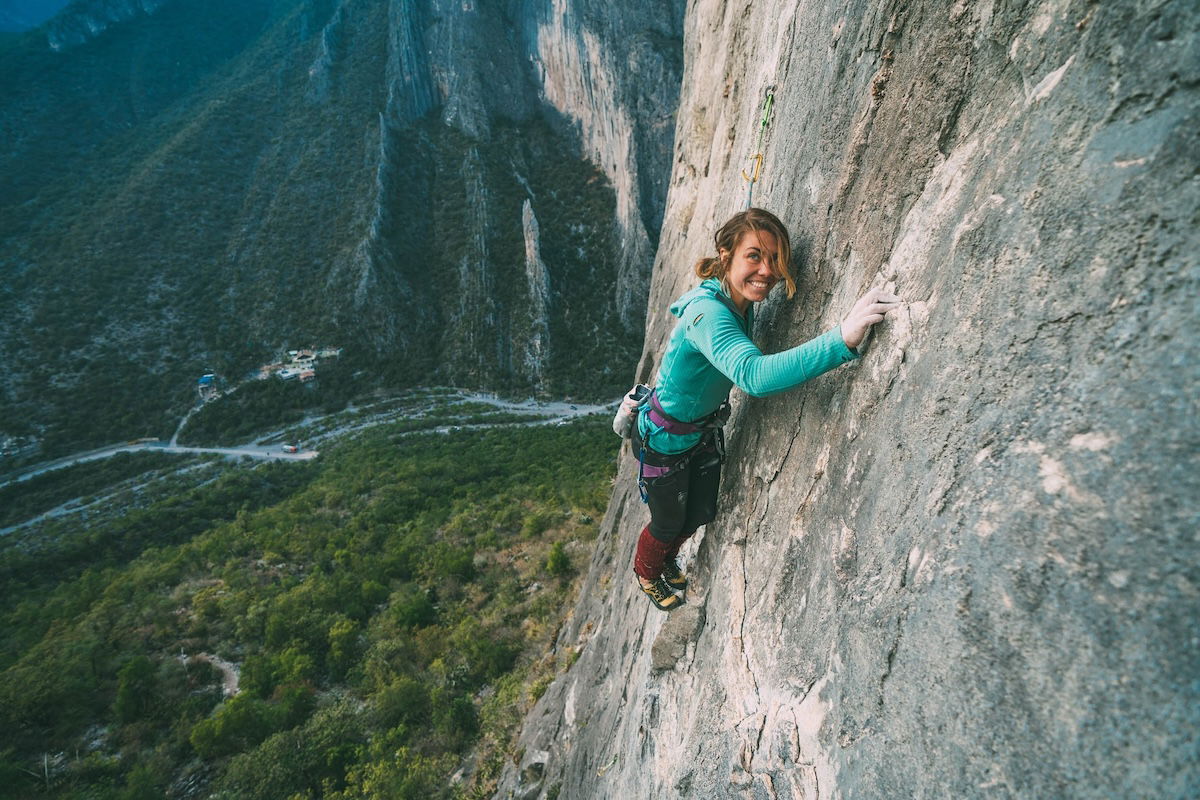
[496,0,1198,797]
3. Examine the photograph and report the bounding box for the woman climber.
[628,207,899,611]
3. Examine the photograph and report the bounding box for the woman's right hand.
[841,288,901,350]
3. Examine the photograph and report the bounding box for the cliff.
[496,0,1199,797]
[0,0,685,454]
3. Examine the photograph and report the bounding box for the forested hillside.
[0,414,617,798]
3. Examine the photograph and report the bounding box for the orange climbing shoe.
[638,575,683,611]
[661,557,687,591]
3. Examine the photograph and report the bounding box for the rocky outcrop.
[524,0,686,330]
[46,0,167,50]
[496,1,1199,798]
[305,0,349,104]
[522,199,552,386]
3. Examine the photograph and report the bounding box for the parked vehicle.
[282,444,299,453]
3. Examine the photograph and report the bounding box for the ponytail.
[693,255,725,281]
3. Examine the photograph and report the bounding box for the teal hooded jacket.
[638,278,859,455]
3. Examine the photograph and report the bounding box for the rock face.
[524,0,687,329]
[496,1,1198,798]
[346,0,686,391]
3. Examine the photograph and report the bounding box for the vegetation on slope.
[0,451,199,530]
[0,416,618,799]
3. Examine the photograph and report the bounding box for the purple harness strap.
[646,390,706,435]
[636,389,728,500]
[639,461,673,479]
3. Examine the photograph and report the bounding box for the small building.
[299,369,316,383]
[197,373,220,401]
[278,368,301,381]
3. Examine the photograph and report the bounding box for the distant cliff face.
[0,0,684,455]
[347,0,686,389]
[497,1,1198,798]
[523,0,686,328]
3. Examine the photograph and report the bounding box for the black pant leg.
[645,466,690,542]
[681,448,721,532]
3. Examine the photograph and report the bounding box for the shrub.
[189,694,285,759]
[545,541,572,577]
[373,677,431,730]
[520,508,559,539]
[115,655,157,723]
[387,584,437,630]
[432,690,477,751]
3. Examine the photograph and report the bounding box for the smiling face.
[720,228,780,312]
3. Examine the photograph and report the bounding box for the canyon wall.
[348,0,687,389]
[522,0,686,328]
[497,0,1198,797]
[0,0,685,453]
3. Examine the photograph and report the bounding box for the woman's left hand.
[841,288,901,350]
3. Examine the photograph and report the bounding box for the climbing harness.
[741,84,776,209]
[635,388,729,503]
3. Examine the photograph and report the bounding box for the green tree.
[119,762,162,800]
[327,617,360,679]
[431,691,477,751]
[189,694,283,759]
[373,678,431,730]
[115,656,158,723]
[545,542,572,577]
[387,584,436,630]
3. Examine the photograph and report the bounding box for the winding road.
[1,390,612,491]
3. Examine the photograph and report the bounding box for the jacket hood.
[669,278,730,318]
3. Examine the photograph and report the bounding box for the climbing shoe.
[661,557,687,591]
[638,575,683,611]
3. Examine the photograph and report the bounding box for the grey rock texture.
[522,198,553,386]
[496,0,1198,798]
[522,0,687,330]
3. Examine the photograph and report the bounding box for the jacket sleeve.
[684,298,859,397]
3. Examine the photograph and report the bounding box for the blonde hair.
[693,207,796,299]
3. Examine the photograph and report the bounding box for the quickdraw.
[742,84,776,209]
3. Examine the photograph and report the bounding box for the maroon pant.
[633,525,697,581]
